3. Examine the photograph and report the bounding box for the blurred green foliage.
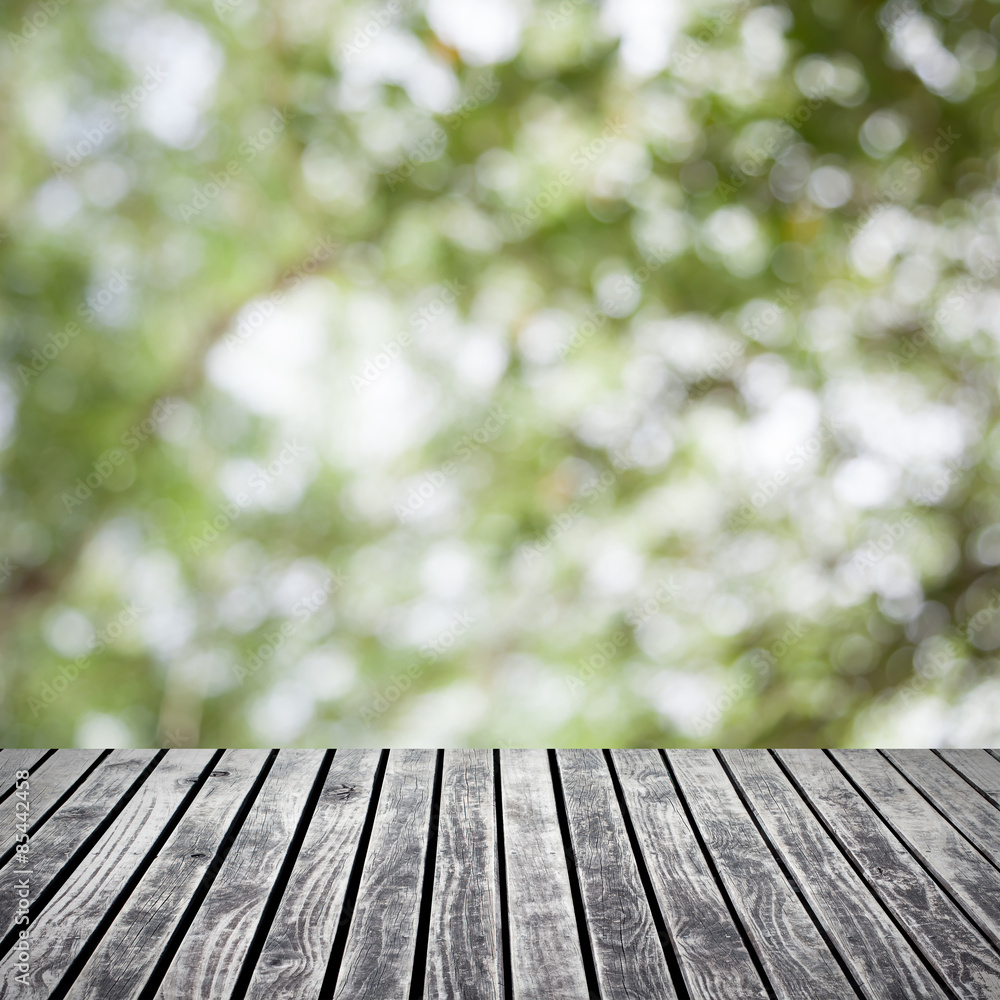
[2,0,1000,748]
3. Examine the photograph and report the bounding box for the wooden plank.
[0,750,159,942]
[556,749,676,1000]
[500,749,589,1000]
[667,749,857,1000]
[778,749,1000,1000]
[610,750,768,1000]
[63,749,271,1000]
[832,749,1000,949]
[0,750,103,858]
[938,749,1000,809]
[0,749,216,999]
[152,750,325,1000]
[722,750,948,1000]
[244,749,383,999]
[424,750,503,1000]
[885,750,1000,866]
[332,749,438,1000]
[0,750,50,799]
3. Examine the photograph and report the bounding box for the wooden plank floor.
[2,749,1000,999]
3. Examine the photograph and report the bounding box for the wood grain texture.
[884,749,1000,866]
[557,749,677,1000]
[777,749,1000,1000]
[610,749,769,1000]
[7,747,1000,1000]
[0,751,50,799]
[245,749,382,1000]
[832,749,1000,949]
[64,749,272,1000]
[0,749,216,1000]
[333,748,437,1000]
[0,750,159,945]
[0,750,103,858]
[152,749,324,1000]
[722,749,947,1000]
[937,749,1000,808]
[500,749,589,1000]
[667,749,856,1000]
[424,749,502,1000]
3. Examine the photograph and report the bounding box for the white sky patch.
[170,649,237,697]
[519,310,574,366]
[42,607,95,658]
[426,0,524,66]
[250,682,315,742]
[392,682,489,745]
[639,315,733,380]
[207,281,331,425]
[268,559,336,618]
[888,12,964,98]
[601,0,686,78]
[646,667,727,737]
[499,658,575,730]
[808,165,853,209]
[583,540,644,598]
[635,614,687,659]
[859,110,908,158]
[293,647,357,701]
[95,10,223,149]
[333,363,443,471]
[452,326,509,391]
[218,449,315,514]
[794,54,868,106]
[19,81,70,154]
[741,6,790,77]
[833,456,899,509]
[217,582,269,635]
[825,377,970,468]
[339,28,459,112]
[699,205,769,277]
[420,541,478,600]
[128,549,197,661]
[206,281,442,476]
[33,178,82,230]
[704,594,752,636]
[848,206,918,278]
[76,712,133,748]
[852,693,949,746]
[947,678,1000,744]
[740,388,822,478]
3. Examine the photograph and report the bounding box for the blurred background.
[2,0,1000,749]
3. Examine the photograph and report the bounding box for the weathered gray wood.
[0,750,50,799]
[333,749,438,1000]
[244,749,382,1000]
[64,749,271,1000]
[832,749,1000,949]
[610,749,769,1000]
[884,749,1000,866]
[424,750,502,1000]
[0,750,158,944]
[777,749,1000,1000]
[0,749,216,999]
[151,750,324,1000]
[723,750,948,1000]
[938,749,1000,809]
[667,749,856,1000]
[0,750,103,858]
[8,747,1000,1000]
[557,749,677,1000]
[500,749,589,1000]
